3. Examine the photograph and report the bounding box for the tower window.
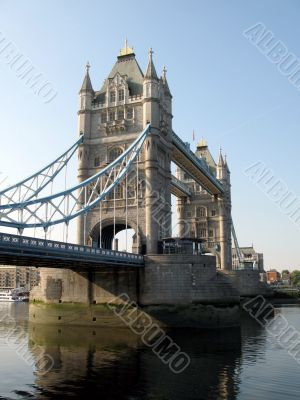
[109,147,123,162]
[101,112,107,123]
[94,157,100,167]
[199,229,206,238]
[109,111,115,121]
[115,185,123,199]
[211,210,216,216]
[117,109,124,120]
[110,91,116,102]
[118,89,124,101]
[126,108,133,119]
[209,229,214,237]
[196,207,206,218]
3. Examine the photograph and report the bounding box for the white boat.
[0,290,16,302]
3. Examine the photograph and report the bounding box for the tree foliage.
[291,270,300,286]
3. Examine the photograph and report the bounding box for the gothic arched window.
[109,147,123,163]
[118,89,124,101]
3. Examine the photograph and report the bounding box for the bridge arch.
[89,218,141,253]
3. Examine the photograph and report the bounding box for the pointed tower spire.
[224,153,230,173]
[161,66,172,97]
[80,61,94,93]
[217,146,225,167]
[145,48,159,80]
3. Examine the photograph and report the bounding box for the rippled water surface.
[0,303,300,399]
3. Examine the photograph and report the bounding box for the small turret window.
[110,91,116,102]
[118,89,124,101]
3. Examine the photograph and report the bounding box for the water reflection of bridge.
[26,312,264,400]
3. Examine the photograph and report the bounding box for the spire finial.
[85,61,90,73]
[163,66,167,78]
[149,47,154,58]
[119,40,134,56]
[217,146,225,167]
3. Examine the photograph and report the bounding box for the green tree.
[291,270,300,286]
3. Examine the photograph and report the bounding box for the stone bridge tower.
[176,141,232,270]
[77,42,173,254]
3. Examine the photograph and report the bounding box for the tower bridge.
[0,42,268,327]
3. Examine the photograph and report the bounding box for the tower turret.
[78,62,94,139]
[216,148,232,271]
[160,66,172,128]
[143,48,160,128]
[79,62,94,110]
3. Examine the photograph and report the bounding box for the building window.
[211,210,216,216]
[109,147,123,162]
[94,157,100,167]
[196,207,206,218]
[127,183,136,198]
[117,109,124,120]
[199,229,206,238]
[118,89,124,101]
[109,111,115,121]
[126,108,133,119]
[110,91,116,102]
[187,211,192,218]
[101,112,107,123]
[209,229,214,237]
[115,185,123,199]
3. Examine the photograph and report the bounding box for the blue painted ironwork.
[0,125,150,230]
[0,134,84,204]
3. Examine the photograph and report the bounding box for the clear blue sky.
[0,0,299,270]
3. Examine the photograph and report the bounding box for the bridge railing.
[0,232,144,265]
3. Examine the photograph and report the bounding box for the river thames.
[0,303,300,399]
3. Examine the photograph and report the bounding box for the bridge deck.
[0,233,144,269]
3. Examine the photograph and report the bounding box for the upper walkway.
[172,131,224,195]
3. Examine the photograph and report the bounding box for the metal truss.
[0,134,84,206]
[0,125,150,231]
